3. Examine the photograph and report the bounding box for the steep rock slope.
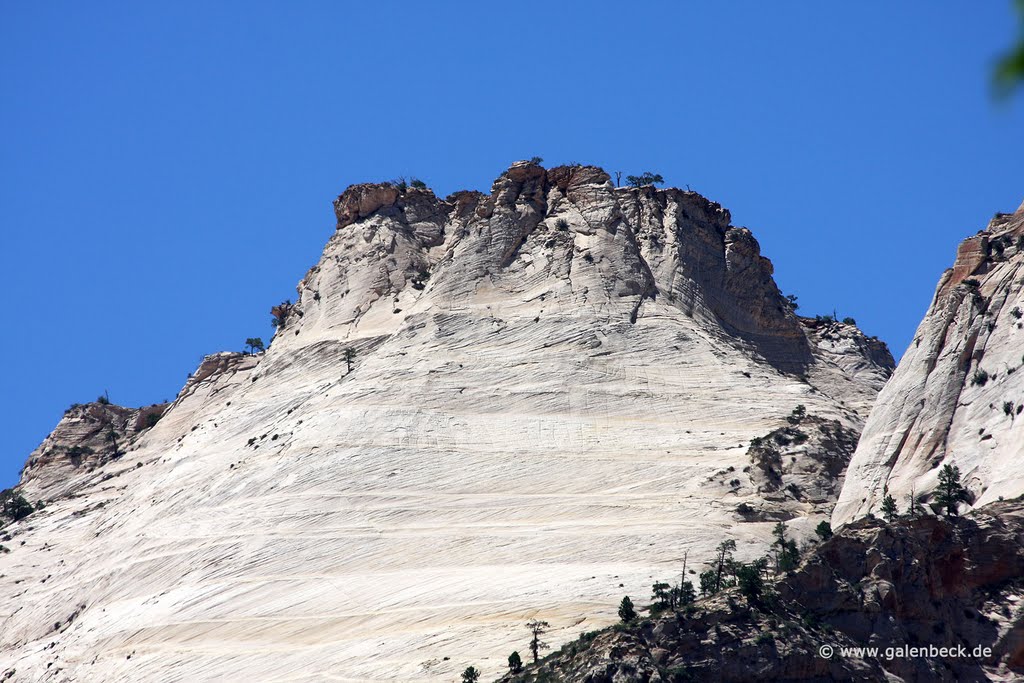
[19,401,168,502]
[833,202,1024,527]
[499,500,1024,683]
[0,163,890,682]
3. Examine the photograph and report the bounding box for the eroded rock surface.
[502,500,1024,683]
[833,204,1024,527]
[18,401,168,501]
[0,163,891,682]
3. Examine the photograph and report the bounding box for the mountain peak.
[1,172,893,681]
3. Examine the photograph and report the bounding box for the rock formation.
[500,500,1024,682]
[18,400,168,502]
[0,163,891,682]
[833,203,1024,527]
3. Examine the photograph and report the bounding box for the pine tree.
[525,619,549,664]
[626,172,665,187]
[906,486,921,519]
[651,581,672,609]
[699,570,717,596]
[461,666,480,683]
[507,651,523,674]
[672,579,696,607]
[772,523,800,572]
[105,425,120,456]
[936,464,970,516]
[713,539,737,592]
[814,520,833,541]
[881,491,898,522]
[245,337,265,354]
[344,348,357,373]
[618,596,636,623]
[735,560,767,603]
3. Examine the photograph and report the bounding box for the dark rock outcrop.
[500,501,1024,682]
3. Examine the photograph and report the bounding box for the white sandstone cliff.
[833,201,1024,528]
[0,163,891,682]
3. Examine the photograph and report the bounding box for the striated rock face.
[833,204,1024,527]
[18,400,168,501]
[500,500,1024,683]
[741,412,860,522]
[0,163,891,682]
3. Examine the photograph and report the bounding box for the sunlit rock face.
[18,400,169,502]
[833,202,1024,528]
[0,163,891,682]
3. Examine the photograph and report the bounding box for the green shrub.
[735,561,767,601]
[507,651,523,674]
[626,172,664,187]
[271,300,293,329]
[411,269,430,290]
[972,370,990,386]
[618,596,636,622]
[651,581,672,608]
[1,489,34,522]
[65,445,95,459]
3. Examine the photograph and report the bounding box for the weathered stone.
[0,164,891,682]
[834,205,1024,527]
[18,400,169,501]
[504,501,1024,682]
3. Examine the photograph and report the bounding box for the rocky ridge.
[833,202,1024,527]
[18,401,168,502]
[0,163,891,682]
[499,500,1024,682]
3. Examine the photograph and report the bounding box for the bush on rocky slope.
[498,501,1024,682]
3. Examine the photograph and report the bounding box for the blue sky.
[2,2,1021,488]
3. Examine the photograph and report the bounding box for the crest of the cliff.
[834,201,1024,527]
[273,161,887,378]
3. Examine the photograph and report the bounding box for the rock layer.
[0,164,891,682]
[833,204,1024,527]
[19,401,168,502]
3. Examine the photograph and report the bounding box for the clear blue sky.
[2,2,1021,489]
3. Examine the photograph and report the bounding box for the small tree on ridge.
[526,619,549,664]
